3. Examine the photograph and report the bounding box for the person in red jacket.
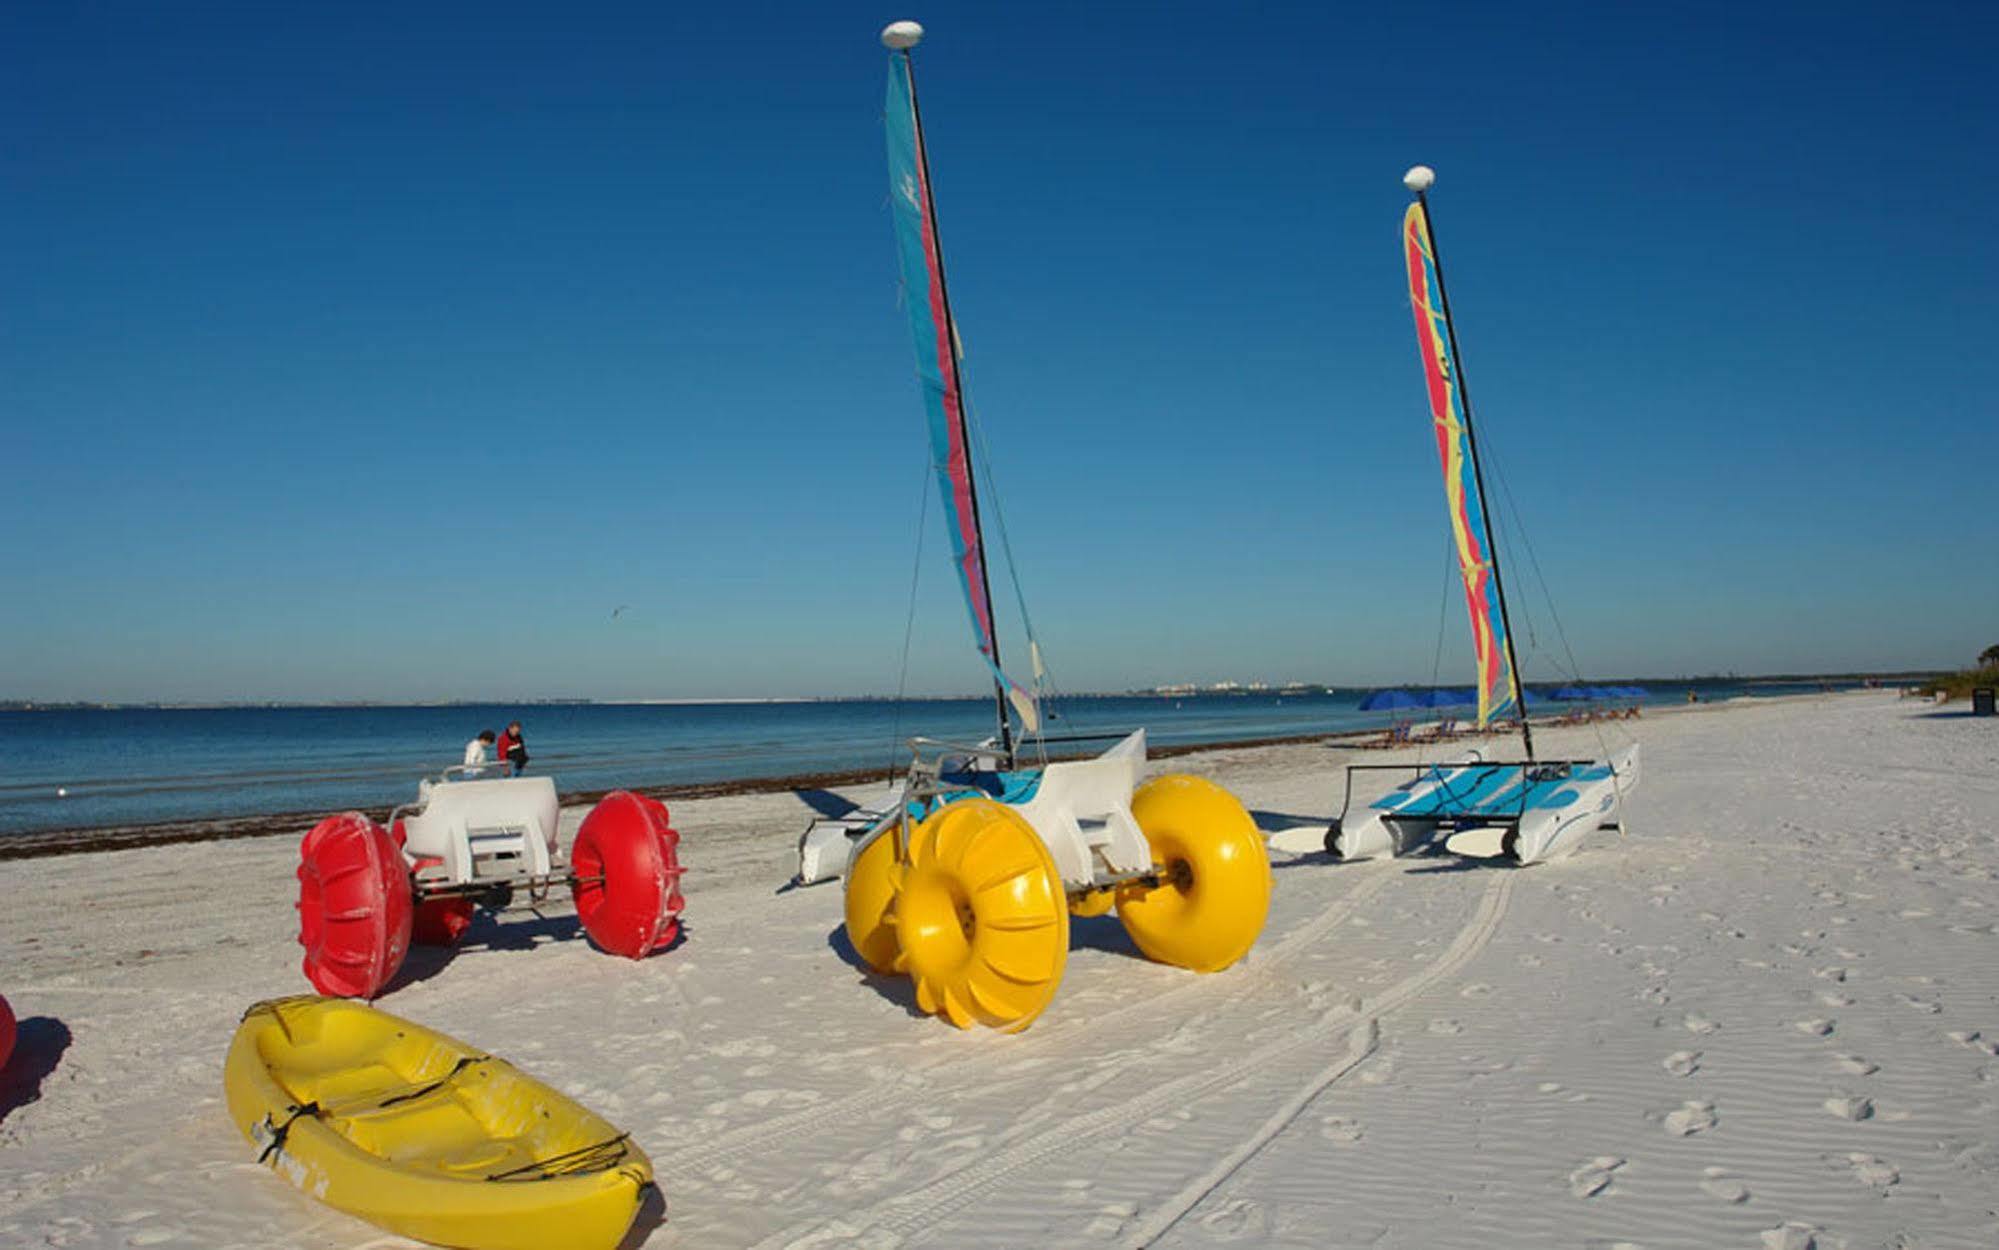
[496,721,529,776]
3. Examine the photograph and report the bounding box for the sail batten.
[1403,201,1520,729]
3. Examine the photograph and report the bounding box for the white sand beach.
[2,690,1995,1248]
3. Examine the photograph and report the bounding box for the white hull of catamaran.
[1327,808,1400,860]
[1279,744,1642,864]
[1512,743,1640,864]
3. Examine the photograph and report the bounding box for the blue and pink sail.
[1402,202,1520,729]
[885,49,1038,734]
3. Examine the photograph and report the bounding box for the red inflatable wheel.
[570,791,685,959]
[0,993,15,1073]
[412,896,477,946]
[296,812,414,998]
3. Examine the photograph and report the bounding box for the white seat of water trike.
[795,730,1154,887]
[401,775,560,884]
[1000,729,1151,885]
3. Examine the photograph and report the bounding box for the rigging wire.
[1475,413,1633,830]
[961,391,1052,767]
[885,448,933,781]
[1420,528,1456,769]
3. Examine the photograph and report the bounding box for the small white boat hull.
[1512,744,1640,863]
[1275,745,1641,864]
[795,783,906,886]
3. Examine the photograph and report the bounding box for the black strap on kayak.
[376,1055,484,1109]
[486,1133,633,1182]
[254,1054,488,1166]
[256,1102,322,1164]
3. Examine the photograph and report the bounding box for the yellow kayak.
[224,996,653,1250]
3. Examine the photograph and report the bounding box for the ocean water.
[0,684,1835,837]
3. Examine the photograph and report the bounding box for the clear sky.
[4,2,1994,703]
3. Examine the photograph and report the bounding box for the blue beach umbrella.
[1358,689,1424,712]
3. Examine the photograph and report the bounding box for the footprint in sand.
[1568,1156,1626,1198]
[1427,1018,1463,1036]
[1814,966,1848,982]
[1823,1095,1875,1121]
[1794,1019,1834,1037]
[1319,1116,1365,1144]
[1761,1222,1824,1250]
[1699,1166,1751,1203]
[1831,1053,1879,1076]
[1663,1051,1701,1077]
[1197,1198,1269,1240]
[1895,994,1941,1015]
[1663,1100,1718,1137]
[1830,1152,1899,1188]
[1816,991,1852,1008]
[1683,1012,1719,1036]
[1084,1202,1137,1238]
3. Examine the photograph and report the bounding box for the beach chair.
[1357,720,1414,750]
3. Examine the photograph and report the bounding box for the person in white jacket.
[463,729,497,776]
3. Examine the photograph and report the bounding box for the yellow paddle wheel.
[844,758,1272,1033]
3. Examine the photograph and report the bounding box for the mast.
[1404,166,1534,760]
[886,22,1015,762]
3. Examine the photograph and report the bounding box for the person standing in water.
[463,729,496,776]
[496,721,529,776]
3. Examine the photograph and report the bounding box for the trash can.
[1973,687,1997,716]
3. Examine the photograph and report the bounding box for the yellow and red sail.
[1403,202,1519,727]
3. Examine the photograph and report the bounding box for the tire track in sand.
[657,866,1395,1178]
[754,869,1514,1247]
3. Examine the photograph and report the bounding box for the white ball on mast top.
[1403,165,1436,193]
[882,21,925,50]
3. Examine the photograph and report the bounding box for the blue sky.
[4,2,1993,702]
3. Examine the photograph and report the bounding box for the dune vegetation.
[1917,644,1999,701]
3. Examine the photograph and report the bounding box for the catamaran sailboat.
[1275,167,1638,865]
[796,21,1272,1033]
